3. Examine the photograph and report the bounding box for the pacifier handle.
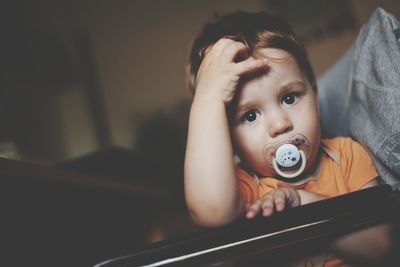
[272,149,306,179]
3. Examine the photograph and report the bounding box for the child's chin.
[257,168,276,178]
[257,161,306,178]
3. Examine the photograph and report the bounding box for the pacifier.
[272,143,306,179]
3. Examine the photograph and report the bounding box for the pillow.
[318,7,400,189]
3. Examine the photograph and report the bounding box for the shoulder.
[322,136,356,146]
[321,136,364,154]
[321,137,375,168]
[322,137,378,191]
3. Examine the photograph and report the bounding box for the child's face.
[231,48,321,177]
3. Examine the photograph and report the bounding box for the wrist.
[194,82,235,107]
[192,89,228,109]
[296,189,326,205]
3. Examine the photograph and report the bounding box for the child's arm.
[246,179,394,263]
[329,178,395,264]
[298,179,393,264]
[184,38,268,227]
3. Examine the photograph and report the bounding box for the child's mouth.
[272,143,306,178]
[263,134,310,178]
[264,134,309,160]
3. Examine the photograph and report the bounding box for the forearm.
[331,223,395,265]
[184,95,244,227]
[296,189,326,205]
[329,179,395,263]
[298,184,394,264]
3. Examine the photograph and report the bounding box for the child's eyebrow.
[236,101,256,115]
[279,81,306,91]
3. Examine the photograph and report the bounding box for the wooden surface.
[1,157,177,267]
[0,157,168,197]
[95,185,400,267]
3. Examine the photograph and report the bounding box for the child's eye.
[281,92,300,106]
[240,110,260,124]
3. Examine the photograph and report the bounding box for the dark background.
[1,0,399,266]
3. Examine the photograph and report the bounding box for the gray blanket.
[318,7,400,189]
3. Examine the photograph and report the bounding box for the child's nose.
[267,110,293,138]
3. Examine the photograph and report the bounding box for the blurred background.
[2,0,400,164]
[1,0,400,266]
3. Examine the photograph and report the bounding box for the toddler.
[184,10,391,266]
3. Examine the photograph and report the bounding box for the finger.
[261,194,275,217]
[246,208,257,219]
[285,188,301,207]
[199,39,229,63]
[246,201,261,219]
[246,200,262,219]
[235,57,269,75]
[223,41,248,62]
[207,38,244,59]
[273,190,286,212]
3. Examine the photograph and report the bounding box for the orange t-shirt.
[237,137,379,204]
[236,137,378,267]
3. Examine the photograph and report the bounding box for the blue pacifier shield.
[275,144,300,168]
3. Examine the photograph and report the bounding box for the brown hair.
[186,10,316,93]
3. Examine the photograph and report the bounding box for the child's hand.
[195,38,268,105]
[246,188,301,219]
